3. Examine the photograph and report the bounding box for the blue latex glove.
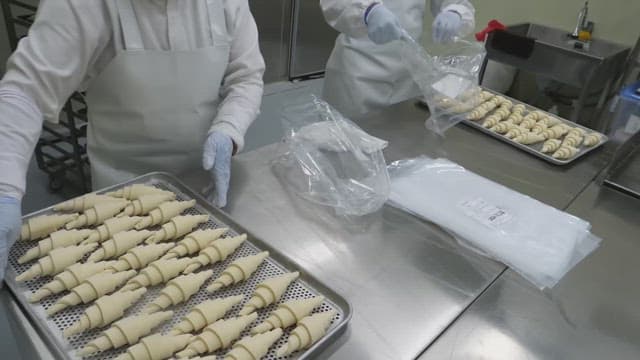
[433,10,463,44]
[0,196,21,283]
[202,131,233,208]
[365,4,403,44]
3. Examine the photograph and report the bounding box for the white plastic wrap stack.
[387,157,601,289]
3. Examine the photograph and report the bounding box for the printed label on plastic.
[458,197,513,229]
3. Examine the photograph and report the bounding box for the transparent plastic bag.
[387,156,601,289]
[401,36,487,135]
[272,95,390,217]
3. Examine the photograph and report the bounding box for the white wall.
[422,0,640,50]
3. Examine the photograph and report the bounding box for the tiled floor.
[22,78,325,213]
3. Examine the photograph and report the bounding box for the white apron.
[86,0,230,189]
[322,0,425,119]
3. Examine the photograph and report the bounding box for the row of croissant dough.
[15,184,335,360]
[439,90,602,160]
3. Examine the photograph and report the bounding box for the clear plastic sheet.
[387,156,601,289]
[272,95,390,217]
[401,35,486,135]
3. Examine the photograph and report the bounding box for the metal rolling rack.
[1,0,90,192]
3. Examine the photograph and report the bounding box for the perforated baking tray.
[6,172,351,360]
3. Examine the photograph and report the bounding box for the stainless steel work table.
[180,100,613,359]
[419,182,640,360]
[0,100,614,359]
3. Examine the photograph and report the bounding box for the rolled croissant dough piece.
[77,311,174,357]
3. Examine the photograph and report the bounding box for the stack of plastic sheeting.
[387,157,601,289]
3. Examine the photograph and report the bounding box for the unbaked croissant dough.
[107,243,175,272]
[29,261,117,303]
[47,270,136,316]
[276,310,337,357]
[513,132,545,145]
[466,98,499,120]
[583,133,602,147]
[562,134,583,147]
[505,126,529,139]
[481,114,501,128]
[520,117,537,130]
[542,124,570,139]
[115,333,192,360]
[21,213,79,241]
[251,296,325,334]
[54,194,124,212]
[175,313,258,358]
[224,328,283,360]
[87,230,153,262]
[512,104,526,114]
[497,99,513,110]
[121,257,191,291]
[541,139,562,154]
[206,251,269,292]
[567,127,586,137]
[82,216,144,244]
[106,184,174,200]
[239,272,300,315]
[162,228,229,260]
[66,200,129,229]
[15,243,98,282]
[77,311,174,357]
[490,121,516,134]
[183,234,247,274]
[552,145,579,160]
[118,193,177,217]
[536,116,561,127]
[135,200,197,229]
[64,288,147,337]
[18,229,93,264]
[480,90,495,101]
[142,270,213,314]
[505,112,524,125]
[145,214,210,244]
[531,122,548,134]
[170,295,244,335]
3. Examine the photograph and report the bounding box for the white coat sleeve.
[0,0,110,198]
[209,1,265,152]
[430,0,475,37]
[319,0,378,39]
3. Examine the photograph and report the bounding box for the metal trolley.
[1,0,90,193]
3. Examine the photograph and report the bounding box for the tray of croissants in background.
[430,88,608,165]
[6,174,351,360]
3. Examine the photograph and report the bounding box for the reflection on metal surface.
[420,183,640,360]
[181,100,611,359]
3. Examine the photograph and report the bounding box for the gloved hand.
[202,131,233,208]
[0,196,21,283]
[433,10,463,43]
[365,4,403,44]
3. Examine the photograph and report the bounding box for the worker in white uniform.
[320,0,475,119]
[0,0,265,281]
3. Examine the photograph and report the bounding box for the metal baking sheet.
[462,89,609,165]
[6,172,351,360]
[420,89,609,165]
